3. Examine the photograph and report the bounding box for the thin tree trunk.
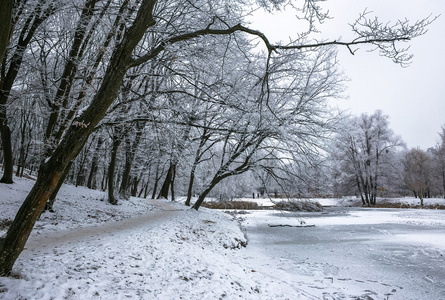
[355,175,365,205]
[442,168,445,199]
[131,176,139,196]
[75,152,88,187]
[170,166,176,201]
[151,164,161,199]
[192,177,223,210]
[87,137,103,189]
[157,162,175,199]
[16,112,29,177]
[185,168,195,206]
[119,124,144,197]
[107,137,121,205]
[0,119,13,183]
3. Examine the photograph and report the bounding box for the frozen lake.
[239,207,445,299]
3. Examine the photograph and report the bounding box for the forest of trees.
[0,0,439,275]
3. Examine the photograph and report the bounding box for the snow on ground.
[0,177,263,299]
[1,177,445,299]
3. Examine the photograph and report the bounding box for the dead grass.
[370,203,445,210]
[273,199,323,212]
[201,200,260,210]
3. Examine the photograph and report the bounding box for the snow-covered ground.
[1,177,445,299]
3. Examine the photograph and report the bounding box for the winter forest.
[1,0,444,288]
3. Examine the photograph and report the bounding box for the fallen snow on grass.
[0,177,306,299]
[2,177,445,299]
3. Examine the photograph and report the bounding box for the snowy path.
[24,199,183,252]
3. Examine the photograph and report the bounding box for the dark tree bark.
[119,123,144,197]
[185,129,212,206]
[44,161,73,213]
[185,168,195,206]
[157,162,175,199]
[151,163,162,199]
[192,177,223,210]
[0,120,13,183]
[75,147,90,187]
[87,137,104,189]
[130,176,139,197]
[108,133,122,205]
[16,109,31,177]
[0,0,13,181]
[170,166,176,201]
[0,0,13,64]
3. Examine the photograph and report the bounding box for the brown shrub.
[273,199,323,212]
[370,203,445,210]
[201,200,260,210]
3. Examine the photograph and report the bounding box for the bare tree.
[404,148,433,206]
[331,111,404,205]
[431,126,445,198]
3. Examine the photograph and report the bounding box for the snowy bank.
[0,177,264,299]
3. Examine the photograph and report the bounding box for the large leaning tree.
[0,0,434,275]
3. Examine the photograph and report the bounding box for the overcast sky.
[250,1,445,150]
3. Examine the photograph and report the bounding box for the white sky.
[250,1,445,150]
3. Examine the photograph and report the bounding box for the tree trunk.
[192,176,223,210]
[107,137,121,205]
[0,0,13,64]
[185,168,195,206]
[0,162,64,275]
[0,0,157,274]
[131,176,139,197]
[151,165,161,199]
[44,161,73,212]
[16,112,29,177]
[142,181,150,198]
[119,153,132,197]
[101,164,107,191]
[157,162,175,199]
[170,166,176,201]
[0,119,13,183]
[119,124,144,197]
[87,137,103,189]
[442,168,445,199]
[75,154,87,187]
[355,175,365,205]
